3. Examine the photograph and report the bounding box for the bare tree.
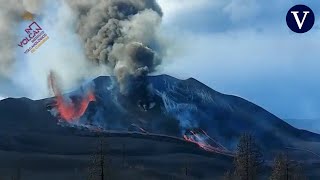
[270,153,307,180]
[179,158,191,180]
[221,170,235,180]
[88,139,107,180]
[12,160,22,180]
[122,144,127,168]
[270,153,288,180]
[293,164,307,180]
[11,167,21,180]
[234,133,264,180]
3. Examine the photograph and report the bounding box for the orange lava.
[48,71,96,123]
[183,133,213,151]
[183,129,221,152]
[56,91,95,122]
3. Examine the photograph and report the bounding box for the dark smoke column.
[67,0,164,98]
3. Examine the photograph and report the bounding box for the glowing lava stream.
[183,129,228,153]
[48,71,96,123]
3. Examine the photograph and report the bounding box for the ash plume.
[0,0,45,78]
[0,0,166,100]
[0,0,24,78]
[22,0,45,14]
[66,0,164,96]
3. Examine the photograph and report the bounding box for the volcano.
[62,75,320,157]
[0,75,319,179]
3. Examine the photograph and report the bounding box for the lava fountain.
[48,71,96,123]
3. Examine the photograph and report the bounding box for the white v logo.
[291,11,310,29]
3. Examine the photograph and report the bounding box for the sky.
[157,0,320,133]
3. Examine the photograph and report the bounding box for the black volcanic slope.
[89,75,320,156]
[0,75,320,159]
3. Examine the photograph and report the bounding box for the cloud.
[158,0,320,132]
[223,0,260,22]
[157,0,214,20]
[159,0,320,32]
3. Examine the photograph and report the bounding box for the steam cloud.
[0,0,165,99]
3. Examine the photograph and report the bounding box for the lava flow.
[48,71,96,123]
[129,123,148,133]
[183,128,228,153]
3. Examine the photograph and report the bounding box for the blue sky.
[157,0,320,133]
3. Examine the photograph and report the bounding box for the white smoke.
[17,1,107,98]
[0,0,166,99]
[0,0,23,79]
[22,0,45,14]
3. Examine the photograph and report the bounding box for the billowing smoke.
[0,0,45,78]
[0,0,49,98]
[22,0,44,14]
[66,0,164,95]
[0,0,23,78]
[0,0,165,100]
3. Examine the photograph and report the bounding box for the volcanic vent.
[47,71,96,123]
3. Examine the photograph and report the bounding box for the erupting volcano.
[48,71,96,123]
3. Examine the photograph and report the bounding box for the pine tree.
[122,143,127,168]
[234,133,264,180]
[270,153,307,180]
